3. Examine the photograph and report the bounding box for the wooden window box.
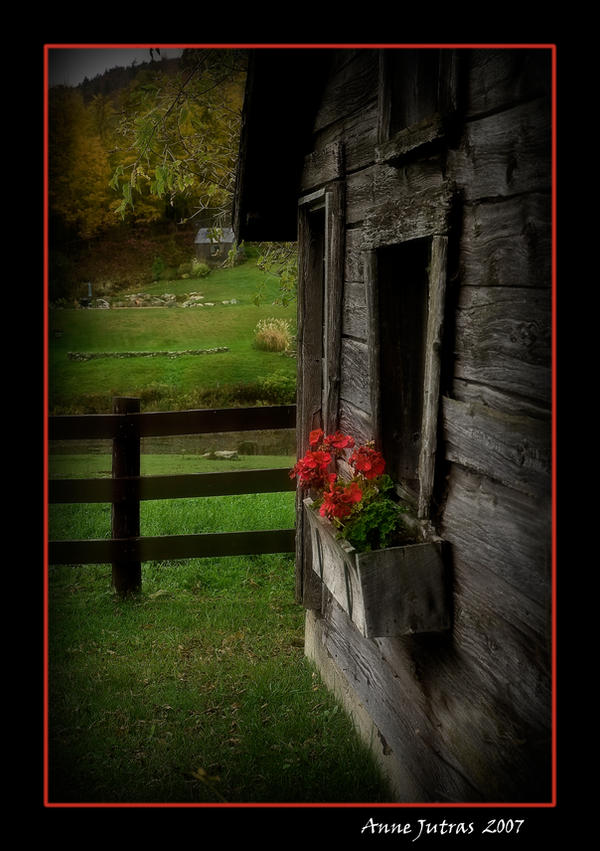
[304,497,450,639]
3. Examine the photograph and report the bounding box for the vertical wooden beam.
[438,48,461,128]
[377,49,392,144]
[324,182,345,436]
[295,204,325,609]
[295,179,345,607]
[364,250,381,448]
[111,397,141,596]
[418,235,448,520]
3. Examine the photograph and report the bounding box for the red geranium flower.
[323,431,355,451]
[290,450,333,489]
[319,478,363,520]
[309,428,325,447]
[349,444,386,479]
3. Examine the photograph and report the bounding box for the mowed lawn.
[46,261,395,804]
[48,261,296,412]
[49,452,297,541]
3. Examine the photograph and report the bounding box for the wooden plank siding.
[294,46,553,802]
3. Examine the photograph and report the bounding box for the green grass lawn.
[49,452,298,540]
[47,454,393,805]
[46,260,393,805]
[49,261,296,413]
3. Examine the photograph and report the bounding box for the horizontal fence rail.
[48,467,296,504]
[47,401,297,594]
[48,404,297,441]
[49,530,298,566]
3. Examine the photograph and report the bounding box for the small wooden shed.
[194,226,236,264]
[233,46,553,803]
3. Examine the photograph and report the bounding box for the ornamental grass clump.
[254,318,293,352]
[291,429,413,552]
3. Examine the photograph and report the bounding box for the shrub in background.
[259,371,296,405]
[191,259,211,278]
[254,318,292,353]
[160,266,177,281]
[225,241,247,268]
[151,256,165,282]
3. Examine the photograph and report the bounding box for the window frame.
[376,48,460,166]
[295,181,345,607]
[364,185,452,521]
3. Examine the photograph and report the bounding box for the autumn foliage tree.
[47,48,298,303]
[48,87,118,240]
[47,50,247,299]
[109,49,247,227]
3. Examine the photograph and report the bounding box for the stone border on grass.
[68,347,229,361]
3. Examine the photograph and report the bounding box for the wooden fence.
[48,399,297,595]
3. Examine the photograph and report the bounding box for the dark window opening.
[377,238,431,503]
[298,200,326,445]
[308,207,326,429]
[388,49,441,136]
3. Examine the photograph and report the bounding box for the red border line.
[43,44,50,809]
[43,42,558,811]
[44,42,556,48]
[551,43,558,809]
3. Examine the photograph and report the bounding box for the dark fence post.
[111,397,141,596]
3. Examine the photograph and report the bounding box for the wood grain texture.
[362,183,453,248]
[342,280,368,341]
[418,235,448,519]
[300,142,344,192]
[448,97,551,201]
[451,377,550,420]
[339,337,371,414]
[313,101,379,174]
[440,464,551,610]
[453,285,552,405]
[459,194,551,289]
[344,227,366,282]
[346,159,447,227]
[441,395,551,498]
[376,113,444,165]
[313,49,379,133]
[338,399,375,448]
[464,48,552,118]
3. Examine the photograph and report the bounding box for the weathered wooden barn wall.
[297,48,553,802]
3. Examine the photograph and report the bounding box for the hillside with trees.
[48,49,247,301]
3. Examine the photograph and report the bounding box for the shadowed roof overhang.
[232,48,331,243]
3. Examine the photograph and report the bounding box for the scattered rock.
[182,294,211,307]
[61,292,241,310]
[202,449,239,460]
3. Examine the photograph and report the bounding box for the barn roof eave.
[232,48,330,243]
